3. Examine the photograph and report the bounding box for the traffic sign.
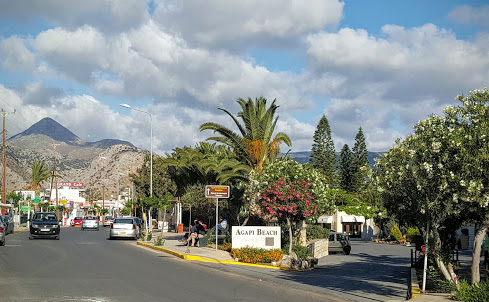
[205,185,230,198]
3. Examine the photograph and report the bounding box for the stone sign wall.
[232,226,281,250]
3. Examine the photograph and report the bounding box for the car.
[0,219,5,246]
[29,212,60,240]
[103,216,114,227]
[81,216,99,230]
[109,217,141,240]
[0,215,14,234]
[328,231,351,255]
[73,217,83,227]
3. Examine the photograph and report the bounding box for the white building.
[317,208,378,240]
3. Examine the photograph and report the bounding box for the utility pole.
[51,144,60,218]
[1,109,15,215]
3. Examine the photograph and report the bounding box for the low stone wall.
[407,267,421,300]
[307,239,328,258]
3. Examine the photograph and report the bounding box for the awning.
[341,215,365,223]
[317,215,333,224]
[0,203,12,208]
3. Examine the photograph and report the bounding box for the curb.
[137,241,299,271]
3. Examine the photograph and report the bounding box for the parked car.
[0,215,14,234]
[29,212,60,240]
[72,217,83,227]
[109,217,141,240]
[328,231,351,255]
[0,219,5,246]
[103,216,114,227]
[81,216,99,231]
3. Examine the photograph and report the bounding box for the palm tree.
[25,160,52,194]
[200,97,291,171]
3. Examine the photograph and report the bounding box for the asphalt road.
[0,227,345,302]
[190,241,412,302]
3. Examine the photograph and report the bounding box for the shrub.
[283,244,310,261]
[406,227,423,247]
[219,242,232,252]
[230,247,284,264]
[453,279,489,302]
[390,224,403,242]
[306,224,330,241]
[154,236,165,246]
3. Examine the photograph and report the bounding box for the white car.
[103,216,114,227]
[109,217,141,240]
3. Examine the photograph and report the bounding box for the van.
[329,231,351,255]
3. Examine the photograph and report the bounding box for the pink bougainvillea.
[260,179,318,221]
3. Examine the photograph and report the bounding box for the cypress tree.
[352,127,369,192]
[309,115,337,185]
[339,144,354,192]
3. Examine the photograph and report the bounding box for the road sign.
[205,185,230,198]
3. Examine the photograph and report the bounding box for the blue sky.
[1,0,488,155]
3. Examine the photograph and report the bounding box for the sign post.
[205,185,230,250]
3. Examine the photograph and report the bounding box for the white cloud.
[304,24,489,150]
[448,5,489,27]
[0,0,150,33]
[0,36,37,73]
[152,0,344,47]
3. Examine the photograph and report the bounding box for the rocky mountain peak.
[9,117,84,145]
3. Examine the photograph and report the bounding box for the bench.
[196,227,229,247]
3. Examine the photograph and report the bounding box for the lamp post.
[120,104,152,197]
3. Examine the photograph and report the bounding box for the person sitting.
[213,217,228,234]
[179,219,198,243]
[188,220,206,247]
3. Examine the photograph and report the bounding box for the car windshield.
[74,217,82,220]
[85,217,96,220]
[33,213,57,221]
[114,218,133,224]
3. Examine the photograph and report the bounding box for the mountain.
[9,117,134,148]
[284,151,385,167]
[4,118,146,198]
[9,117,84,145]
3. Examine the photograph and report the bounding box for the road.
[0,227,345,302]
[191,241,412,302]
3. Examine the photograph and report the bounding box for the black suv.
[29,212,60,240]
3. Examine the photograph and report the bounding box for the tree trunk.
[287,217,293,255]
[241,216,249,226]
[471,220,489,285]
[432,227,455,284]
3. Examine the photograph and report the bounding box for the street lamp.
[120,104,152,197]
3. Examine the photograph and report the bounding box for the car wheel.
[343,246,351,255]
[0,239,5,246]
[81,227,84,231]
[29,234,34,240]
[55,235,60,240]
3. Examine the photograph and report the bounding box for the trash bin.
[178,223,184,233]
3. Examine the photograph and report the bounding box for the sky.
[1,0,489,156]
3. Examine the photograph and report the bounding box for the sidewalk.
[136,229,290,270]
[138,229,234,262]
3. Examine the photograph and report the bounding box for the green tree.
[309,114,337,185]
[351,127,369,192]
[375,89,489,285]
[131,154,177,199]
[6,191,23,208]
[200,97,291,171]
[26,160,52,194]
[339,144,354,192]
[251,158,334,254]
